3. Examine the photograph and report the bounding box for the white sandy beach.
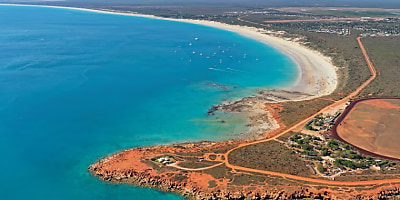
[0,3,340,140]
[1,3,338,100]
[176,20,338,98]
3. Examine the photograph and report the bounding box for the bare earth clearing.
[336,98,400,159]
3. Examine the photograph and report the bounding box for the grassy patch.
[361,37,400,97]
[208,180,217,188]
[231,173,267,186]
[278,99,333,128]
[203,165,234,180]
[228,141,313,177]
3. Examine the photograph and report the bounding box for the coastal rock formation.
[208,89,312,140]
[88,141,400,200]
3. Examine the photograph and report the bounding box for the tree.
[302,144,313,151]
[322,148,330,156]
[328,139,339,150]
[317,163,325,173]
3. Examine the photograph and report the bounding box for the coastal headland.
[5,3,400,200]
[85,17,400,199]
[80,6,400,199]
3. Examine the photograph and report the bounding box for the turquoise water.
[0,5,297,200]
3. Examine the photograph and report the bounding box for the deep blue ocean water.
[0,5,297,199]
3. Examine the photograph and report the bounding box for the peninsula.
[2,2,400,200]
[80,5,400,200]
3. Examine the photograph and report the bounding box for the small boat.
[188,43,192,46]
[194,37,199,41]
[192,51,196,54]
[209,67,227,72]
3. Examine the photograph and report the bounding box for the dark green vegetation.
[229,141,313,177]
[288,133,400,179]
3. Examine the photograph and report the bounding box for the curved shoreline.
[0,3,337,100]
[8,4,399,199]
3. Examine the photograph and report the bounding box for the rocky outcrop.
[207,89,312,140]
[90,163,400,200]
[88,143,400,200]
[89,164,332,200]
[377,187,400,200]
[209,89,312,114]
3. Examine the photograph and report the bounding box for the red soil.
[362,99,400,109]
[335,99,400,159]
[88,38,400,199]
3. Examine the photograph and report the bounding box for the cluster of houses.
[305,112,341,131]
[309,28,350,35]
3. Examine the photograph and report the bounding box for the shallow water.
[0,5,297,199]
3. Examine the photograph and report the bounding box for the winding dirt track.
[170,162,224,171]
[215,37,400,186]
[170,37,398,185]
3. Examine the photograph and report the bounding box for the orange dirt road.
[213,37,400,186]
